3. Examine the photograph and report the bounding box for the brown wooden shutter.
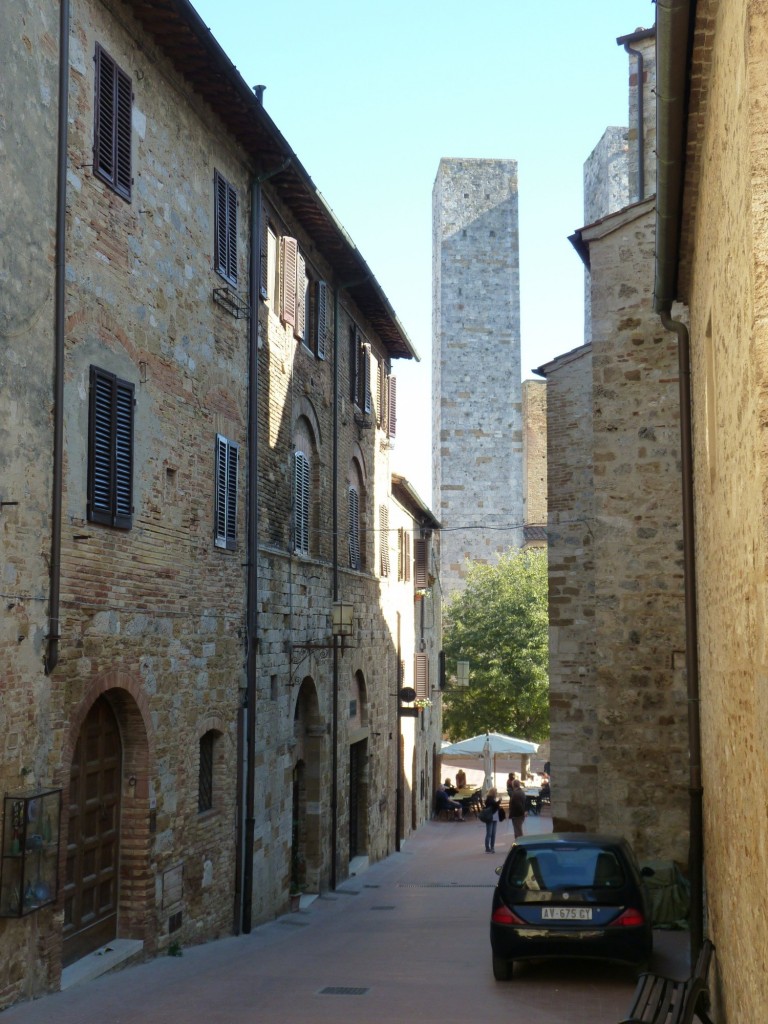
[414,538,429,589]
[387,376,397,438]
[362,343,372,414]
[316,282,327,359]
[349,326,359,402]
[281,237,298,326]
[414,653,429,699]
[295,252,306,341]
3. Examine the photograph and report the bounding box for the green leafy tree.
[442,548,549,742]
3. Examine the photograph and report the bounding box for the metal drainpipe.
[660,308,704,961]
[241,158,290,934]
[623,40,645,202]
[45,0,70,676]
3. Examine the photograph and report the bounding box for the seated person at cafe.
[443,777,457,795]
[455,769,467,789]
[435,784,465,820]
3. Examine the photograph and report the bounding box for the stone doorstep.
[61,939,144,991]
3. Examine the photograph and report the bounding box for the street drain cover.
[370,905,395,911]
[319,987,369,996]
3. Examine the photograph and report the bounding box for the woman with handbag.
[481,788,505,853]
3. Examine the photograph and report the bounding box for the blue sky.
[191,0,655,498]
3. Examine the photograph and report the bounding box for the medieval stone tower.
[432,158,525,600]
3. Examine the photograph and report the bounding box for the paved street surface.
[4,811,689,1024]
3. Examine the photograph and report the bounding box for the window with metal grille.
[88,365,134,529]
[198,731,214,813]
[294,450,310,555]
[215,434,238,550]
[214,170,238,286]
[93,45,132,201]
[379,506,390,576]
[348,486,361,570]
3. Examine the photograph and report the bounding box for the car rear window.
[506,845,626,891]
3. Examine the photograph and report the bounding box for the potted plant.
[288,882,305,912]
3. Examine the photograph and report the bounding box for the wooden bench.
[619,939,715,1024]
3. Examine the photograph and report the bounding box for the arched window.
[198,730,220,813]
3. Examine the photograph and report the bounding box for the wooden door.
[62,697,122,965]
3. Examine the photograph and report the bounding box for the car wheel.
[492,954,514,981]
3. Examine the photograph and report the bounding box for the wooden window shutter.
[88,365,134,529]
[281,236,298,327]
[294,450,310,555]
[414,653,429,700]
[414,538,429,589]
[215,434,238,550]
[214,171,238,285]
[295,252,306,341]
[362,343,372,414]
[397,528,404,581]
[94,45,132,201]
[260,207,269,300]
[316,282,327,359]
[379,506,390,576]
[348,486,360,569]
[405,529,411,581]
[376,360,384,428]
[349,326,359,403]
[387,376,397,439]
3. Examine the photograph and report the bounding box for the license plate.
[541,906,593,921]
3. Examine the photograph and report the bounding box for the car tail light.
[609,907,645,927]
[492,904,525,926]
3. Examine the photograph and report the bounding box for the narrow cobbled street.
[3,809,689,1024]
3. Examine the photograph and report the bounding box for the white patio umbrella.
[441,732,539,793]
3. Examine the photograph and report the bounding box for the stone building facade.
[0,0,440,1009]
[656,1,768,1015]
[432,159,525,599]
[537,27,689,863]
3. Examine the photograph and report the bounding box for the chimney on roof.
[253,84,266,105]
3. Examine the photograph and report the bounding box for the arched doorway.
[292,678,324,891]
[348,671,369,861]
[63,696,122,965]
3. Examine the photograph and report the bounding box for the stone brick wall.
[681,1,768,1017]
[432,159,524,599]
[522,380,547,530]
[0,0,435,1009]
[539,345,598,828]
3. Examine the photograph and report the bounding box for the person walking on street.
[483,787,505,853]
[509,778,526,838]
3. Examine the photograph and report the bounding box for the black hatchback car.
[490,833,653,980]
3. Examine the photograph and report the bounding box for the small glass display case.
[1,789,62,917]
